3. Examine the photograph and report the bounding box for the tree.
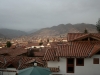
[39,40,43,45]
[96,18,100,33]
[84,28,88,33]
[39,42,43,45]
[6,41,12,48]
[47,38,49,43]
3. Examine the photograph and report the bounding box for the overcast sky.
[0,0,100,31]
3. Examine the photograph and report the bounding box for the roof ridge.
[71,33,90,41]
[43,48,49,60]
[89,44,100,57]
[88,43,95,57]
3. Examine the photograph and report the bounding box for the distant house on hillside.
[26,42,47,49]
[43,33,100,75]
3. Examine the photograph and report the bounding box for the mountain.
[0,28,28,38]
[27,29,39,34]
[0,23,97,38]
[0,33,5,38]
[31,23,98,37]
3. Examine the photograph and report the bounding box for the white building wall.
[48,57,66,74]
[48,55,100,75]
[75,55,100,75]
[1,68,16,75]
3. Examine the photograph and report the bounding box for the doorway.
[67,58,74,73]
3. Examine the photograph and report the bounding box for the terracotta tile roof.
[0,56,5,63]
[89,44,100,57]
[56,41,93,57]
[34,52,44,57]
[27,48,47,57]
[50,42,67,48]
[25,58,35,64]
[43,41,100,60]
[50,42,58,47]
[0,56,5,68]
[43,48,59,61]
[27,43,39,47]
[8,48,27,56]
[18,57,44,70]
[4,56,14,63]
[67,33,85,41]
[92,33,100,38]
[0,48,27,56]
[0,56,15,68]
[18,64,33,70]
[0,56,44,69]
[18,57,35,70]
[0,47,44,57]
[25,57,44,65]
[0,56,36,69]
[0,48,12,55]
[35,57,44,65]
[67,33,100,42]
[48,67,60,72]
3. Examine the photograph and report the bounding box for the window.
[93,58,99,64]
[67,67,74,73]
[76,58,84,66]
[67,58,74,64]
[67,58,74,73]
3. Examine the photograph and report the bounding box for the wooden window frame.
[67,67,74,73]
[93,58,99,64]
[67,58,74,73]
[76,58,84,66]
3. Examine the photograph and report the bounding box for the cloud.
[0,0,100,31]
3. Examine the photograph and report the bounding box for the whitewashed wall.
[48,57,66,74]
[1,68,16,75]
[48,55,100,75]
[75,55,100,75]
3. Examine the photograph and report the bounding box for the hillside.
[0,28,27,38]
[31,23,98,37]
[27,29,38,34]
[0,33,5,38]
[0,23,97,38]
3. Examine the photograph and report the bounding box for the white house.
[27,43,45,49]
[43,33,100,75]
